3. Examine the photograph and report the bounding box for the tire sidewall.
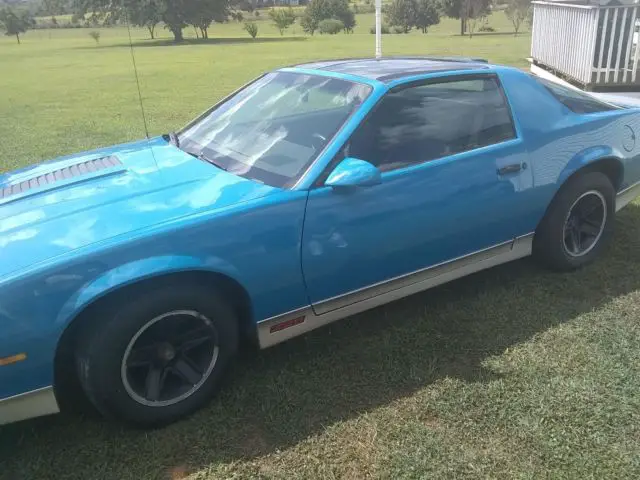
[77,285,238,427]
[535,172,615,270]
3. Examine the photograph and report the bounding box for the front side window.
[347,77,516,172]
[179,72,371,188]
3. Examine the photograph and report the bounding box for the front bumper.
[0,386,59,425]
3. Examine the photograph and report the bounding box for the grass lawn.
[2,11,640,480]
[0,13,531,171]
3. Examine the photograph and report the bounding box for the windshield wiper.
[199,152,228,171]
[163,131,180,148]
[184,150,228,171]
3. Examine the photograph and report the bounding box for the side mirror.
[325,157,381,189]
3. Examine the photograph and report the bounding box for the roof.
[292,57,491,83]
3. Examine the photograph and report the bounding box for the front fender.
[55,255,243,328]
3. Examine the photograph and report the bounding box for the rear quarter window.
[533,76,620,114]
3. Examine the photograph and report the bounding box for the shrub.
[254,10,260,17]
[369,23,390,34]
[302,0,356,35]
[244,21,258,38]
[479,24,495,32]
[88,30,100,44]
[318,18,344,34]
[392,25,407,33]
[269,7,296,35]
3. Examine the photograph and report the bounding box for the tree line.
[0,0,533,44]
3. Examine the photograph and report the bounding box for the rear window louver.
[0,155,122,200]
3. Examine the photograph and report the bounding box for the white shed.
[531,0,640,90]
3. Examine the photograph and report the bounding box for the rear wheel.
[75,284,238,427]
[533,172,615,271]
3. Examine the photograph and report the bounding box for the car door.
[301,74,534,314]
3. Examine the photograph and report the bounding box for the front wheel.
[75,284,238,427]
[533,171,615,271]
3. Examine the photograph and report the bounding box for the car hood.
[0,137,279,280]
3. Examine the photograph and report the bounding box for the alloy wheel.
[121,310,219,407]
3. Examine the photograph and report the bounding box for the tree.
[301,0,355,35]
[463,0,489,38]
[440,0,490,35]
[339,4,355,32]
[269,7,295,35]
[128,0,162,40]
[73,0,230,43]
[160,0,191,41]
[301,0,329,35]
[332,0,355,32]
[300,11,316,34]
[384,0,416,34]
[414,0,439,34]
[505,0,530,35]
[0,7,34,44]
[187,0,230,39]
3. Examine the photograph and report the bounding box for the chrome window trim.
[616,180,640,212]
[0,386,59,425]
[257,233,534,349]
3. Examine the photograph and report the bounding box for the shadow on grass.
[74,36,308,50]
[3,204,640,479]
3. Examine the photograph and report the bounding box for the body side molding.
[257,233,534,348]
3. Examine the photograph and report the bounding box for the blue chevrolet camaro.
[2,57,640,427]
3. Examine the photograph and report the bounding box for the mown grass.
[0,12,530,172]
[2,11,640,480]
[1,207,640,479]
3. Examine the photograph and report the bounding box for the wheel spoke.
[565,225,580,254]
[578,198,601,219]
[145,366,166,401]
[572,226,582,252]
[172,357,202,385]
[180,336,212,352]
[127,345,157,367]
[579,218,601,237]
[174,326,214,352]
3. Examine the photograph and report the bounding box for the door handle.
[497,163,526,175]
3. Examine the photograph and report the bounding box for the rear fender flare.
[558,146,624,187]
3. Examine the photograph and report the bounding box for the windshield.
[178,71,372,188]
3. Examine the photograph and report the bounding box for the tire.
[533,171,615,271]
[75,284,238,427]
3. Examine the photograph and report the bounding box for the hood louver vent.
[1,155,123,201]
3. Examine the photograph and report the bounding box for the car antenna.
[125,11,150,139]
[375,0,382,59]
[124,9,162,176]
